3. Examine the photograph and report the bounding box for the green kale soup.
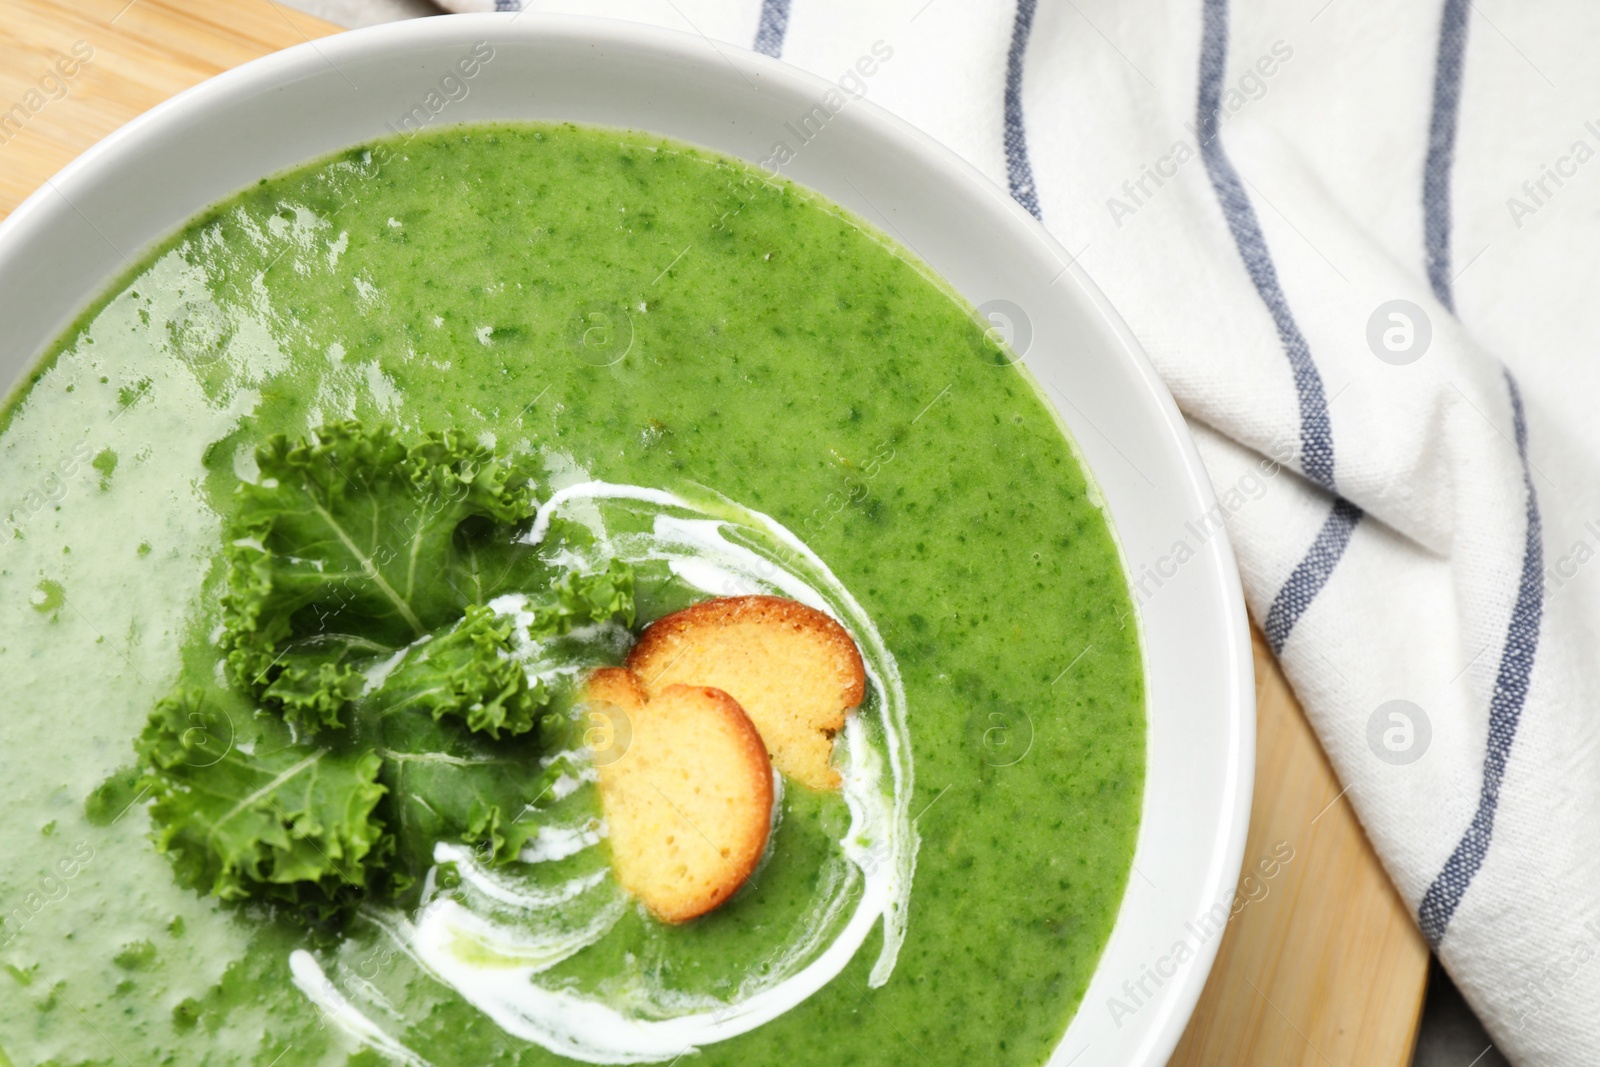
[0,123,1143,1066]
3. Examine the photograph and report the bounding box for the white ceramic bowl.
[0,14,1253,1065]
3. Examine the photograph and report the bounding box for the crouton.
[587,669,774,923]
[627,596,866,790]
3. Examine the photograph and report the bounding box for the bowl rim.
[0,13,1255,1065]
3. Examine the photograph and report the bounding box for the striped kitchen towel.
[436,0,1600,1062]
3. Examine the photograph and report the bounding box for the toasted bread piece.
[627,596,866,790]
[589,672,774,923]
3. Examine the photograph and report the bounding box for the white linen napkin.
[433,1,1600,1062]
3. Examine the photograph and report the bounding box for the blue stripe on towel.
[1424,0,1471,310]
[753,0,791,58]
[1416,0,1544,944]
[1197,0,1355,651]
[1004,0,1043,219]
[1197,0,1335,493]
[1418,371,1545,946]
[1262,497,1364,655]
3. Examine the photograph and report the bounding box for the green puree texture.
[0,123,1143,1066]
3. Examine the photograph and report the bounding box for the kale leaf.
[528,560,636,639]
[138,688,388,922]
[368,606,544,740]
[221,421,543,729]
[131,422,636,926]
[358,692,547,875]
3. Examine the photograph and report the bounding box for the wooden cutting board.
[0,2,1430,1061]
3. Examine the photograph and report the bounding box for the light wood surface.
[0,0,332,215]
[1168,629,1430,1065]
[0,2,1431,1062]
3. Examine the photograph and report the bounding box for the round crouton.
[590,674,774,923]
